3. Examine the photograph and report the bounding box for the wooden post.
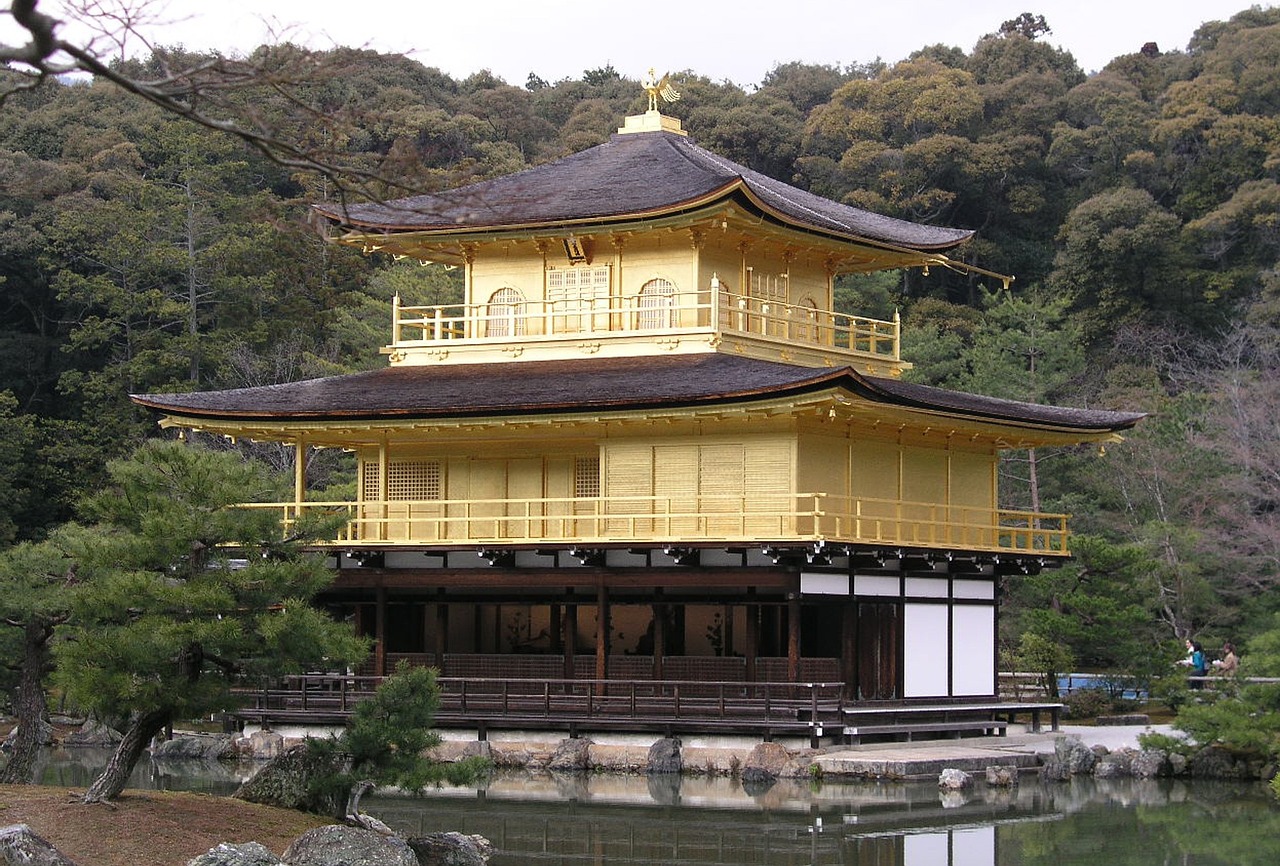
[434,599,448,668]
[595,583,609,695]
[563,593,577,680]
[652,602,666,680]
[745,597,759,683]
[787,592,801,683]
[841,601,858,700]
[293,437,306,530]
[375,586,387,677]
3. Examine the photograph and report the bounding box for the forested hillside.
[4,7,1280,672]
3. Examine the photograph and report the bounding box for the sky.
[9,0,1273,87]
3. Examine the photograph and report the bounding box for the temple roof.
[132,355,1143,434]
[313,128,973,252]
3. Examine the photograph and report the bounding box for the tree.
[0,532,78,783]
[54,440,368,803]
[308,665,486,818]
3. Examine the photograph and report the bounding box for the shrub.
[1063,687,1113,719]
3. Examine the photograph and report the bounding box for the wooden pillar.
[374,587,387,677]
[787,593,801,682]
[744,597,759,682]
[549,604,562,653]
[723,604,735,657]
[563,593,577,679]
[652,602,666,680]
[434,600,448,668]
[841,601,858,700]
[595,583,609,694]
[377,437,389,541]
[293,437,306,530]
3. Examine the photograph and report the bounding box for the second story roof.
[313,124,973,254]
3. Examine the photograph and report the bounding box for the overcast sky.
[11,1,1272,87]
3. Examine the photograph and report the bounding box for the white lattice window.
[548,265,610,308]
[574,456,600,498]
[486,287,524,337]
[361,460,442,501]
[637,278,676,329]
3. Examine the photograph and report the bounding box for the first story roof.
[133,354,1144,441]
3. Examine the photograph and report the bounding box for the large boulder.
[2,717,55,751]
[187,841,282,866]
[1054,735,1098,776]
[1188,746,1248,779]
[406,832,494,866]
[741,742,790,786]
[62,719,122,748]
[154,733,235,761]
[646,737,682,774]
[282,826,416,866]
[0,824,79,866]
[546,737,592,772]
[938,768,972,791]
[234,742,346,817]
[1130,749,1171,778]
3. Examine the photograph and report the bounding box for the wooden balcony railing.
[390,288,900,361]
[240,493,1070,555]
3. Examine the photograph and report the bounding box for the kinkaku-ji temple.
[133,87,1143,746]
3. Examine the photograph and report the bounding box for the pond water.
[26,750,1280,865]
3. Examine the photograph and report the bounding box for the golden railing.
[390,289,900,360]
[241,493,1069,555]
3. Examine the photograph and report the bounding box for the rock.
[1093,750,1133,778]
[1095,714,1150,726]
[187,841,283,866]
[62,719,122,748]
[234,742,346,816]
[154,733,235,761]
[2,717,55,751]
[984,765,1018,787]
[406,832,494,866]
[1038,758,1071,782]
[1168,752,1188,775]
[741,742,790,785]
[1130,749,1171,778]
[547,737,591,772]
[646,737,682,774]
[283,825,416,866]
[238,730,287,762]
[1188,746,1246,779]
[938,768,972,790]
[1054,735,1097,776]
[0,823,80,866]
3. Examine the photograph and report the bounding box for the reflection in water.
[18,751,1280,865]
[27,747,252,795]
[363,770,1279,866]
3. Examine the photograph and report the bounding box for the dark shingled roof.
[132,355,1144,433]
[314,130,973,252]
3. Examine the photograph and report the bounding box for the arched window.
[486,287,524,337]
[793,296,819,343]
[637,278,676,330]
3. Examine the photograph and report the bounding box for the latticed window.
[548,265,610,307]
[637,278,676,329]
[361,460,442,501]
[486,287,524,337]
[574,456,600,498]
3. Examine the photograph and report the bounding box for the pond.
[25,749,1280,865]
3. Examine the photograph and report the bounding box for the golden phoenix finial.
[642,68,681,112]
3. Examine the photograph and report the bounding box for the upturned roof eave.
[130,362,1144,437]
[321,179,973,260]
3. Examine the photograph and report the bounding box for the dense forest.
[4,6,1280,680]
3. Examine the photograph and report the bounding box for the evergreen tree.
[54,440,368,803]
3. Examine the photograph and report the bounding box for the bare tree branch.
[2,0,426,210]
